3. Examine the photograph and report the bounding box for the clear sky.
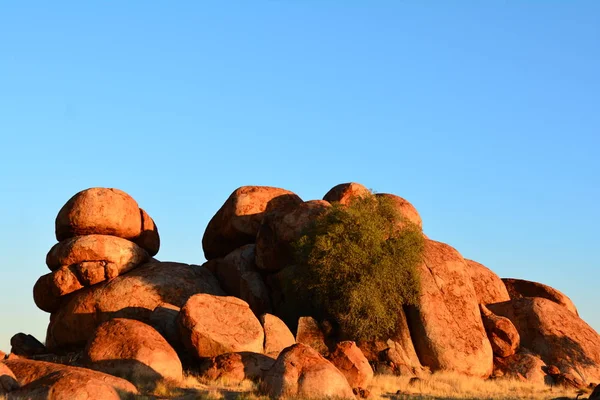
[0,1,598,352]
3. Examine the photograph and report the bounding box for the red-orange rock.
[328,341,373,389]
[255,200,330,272]
[260,314,295,356]
[203,186,303,260]
[0,363,19,394]
[488,297,600,382]
[132,208,160,256]
[33,274,62,313]
[493,350,549,385]
[466,259,510,305]
[4,359,137,399]
[178,294,264,358]
[323,182,370,206]
[375,193,422,229]
[479,305,519,358]
[46,260,224,350]
[406,240,493,377]
[262,343,355,399]
[198,352,275,383]
[502,278,578,315]
[85,318,183,383]
[296,316,329,356]
[215,245,271,316]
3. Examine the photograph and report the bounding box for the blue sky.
[0,1,598,351]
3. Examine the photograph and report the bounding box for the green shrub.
[288,192,424,341]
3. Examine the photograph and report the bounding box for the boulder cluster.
[0,183,599,399]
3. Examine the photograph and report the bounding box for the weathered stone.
[502,278,578,315]
[466,259,510,305]
[0,363,19,394]
[132,208,160,256]
[33,273,62,313]
[406,240,493,377]
[178,294,264,358]
[203,186,303,260]
[198,352,275,383]
[215,245,271,316]
[255,200,330,272]
[262,343,355,399]
[323,182,370,206]
[46,260,225,350]
[375,193,422,229]
[488,297,600,382]
[148,303,183,354]
[260,314,295,356]
[493,350,549,385]
[479,304,520,358]
[328,341,373,389]
[296,316,329,356]
[84,318,182,383]
[10,333,47,357]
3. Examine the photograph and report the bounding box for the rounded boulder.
[323,182,371,206]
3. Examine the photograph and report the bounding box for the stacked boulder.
[33,188,160,315]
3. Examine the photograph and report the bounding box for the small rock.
[10,333,47,357]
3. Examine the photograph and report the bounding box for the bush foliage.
[289,192,424,341]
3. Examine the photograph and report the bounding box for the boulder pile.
[0,183,597,399]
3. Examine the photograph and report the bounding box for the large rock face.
[46,260,224,350]
[375,193,422,229]
[479,304,520,358]
[502,278,578,315]
[202,186,303,260]
[4,359,137,399]
[262,343,355,399]
[55,187,160,256]
[255,200,330,272]
[84,318,183,383]
[466,259,510,305]
[328,341,373,389]
[488,297,600,382]
[406,240,493,377]
[260,314,295,356]
[215,245,271,316]
[178,294,264,358]
[323,182,370,206]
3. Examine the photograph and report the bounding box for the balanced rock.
[466,259,510,304]
[405,239,493,377]
[0,363,19,394]
[323,182,370,206]
[202,186,303,260]
[375,193,422,229]
[262,343,355,399]
[178,294,264,358]
[328,341,373,389]
[33,274,62,313]
[215,245,271,315]
[10,333,47,357]
[479,304,519,357]
[198,352,275,383]
[488,297,600,382]
[255,200,330,271]
[46,260,224,350]
[84,318,183,383]
[55,187,159,256]
[296,316,329,356]
[502,278,578,315]
[260,314,295,356]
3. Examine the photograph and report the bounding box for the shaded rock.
[466,259,510,305]
[0,363,19,394]
[33,274,62,313]
[296,316,329,356]
[375,193,422,229]
[262,343,354,399]
[479,304,520,358]
[202,186,303,260]
[84,318,183,383]
[215,245,271,316]
[4,359,137,399]
[260,314,295,356]
[148,303,183,354]
[132,208,160,256]
[10,333,47,357]
[405,239,493,377]
[198,352,275,383]
[255,200,330,271]
[493,350,549,385]
[502,278,578,315]
[328,341,373,389]
[178,294,264,358]
[590,384,600,400]
[554,372,586,389]
[46,260,225,350]
[323,182,370,206]
[488,297,600,382]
